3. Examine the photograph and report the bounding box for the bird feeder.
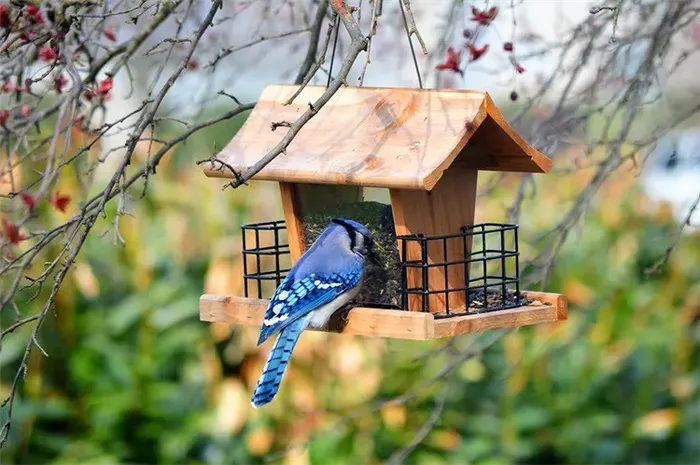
[199,85,567,340]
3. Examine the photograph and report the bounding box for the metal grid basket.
[240,220,523,317]
[397,223,522,318]
[241,220,291,298]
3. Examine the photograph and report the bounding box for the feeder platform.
[199,291,567,340]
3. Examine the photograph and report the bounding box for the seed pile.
[301,201,402,307]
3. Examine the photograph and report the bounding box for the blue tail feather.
[251,316,308,408]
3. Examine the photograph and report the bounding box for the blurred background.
[1,1,699,464]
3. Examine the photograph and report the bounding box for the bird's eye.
[665,151,678,170]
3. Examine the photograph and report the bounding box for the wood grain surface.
[199,291,567,340]
[204,85,551,190]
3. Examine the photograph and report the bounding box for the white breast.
[306,284,361,329]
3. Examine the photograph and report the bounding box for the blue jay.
[251,218,381,407]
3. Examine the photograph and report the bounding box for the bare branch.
[358,0,380,85]
[85,0,182,83]
[216,0,368,189]
[385,379,453,465]
[590,1,623,42]
[398,0,424,88]
[295,0,330,84]
[208,28,312,68]
[286,10,338,104]
[645,190,700,276]
[400,0,428,55]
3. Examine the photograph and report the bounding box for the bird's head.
[331,218,382,266]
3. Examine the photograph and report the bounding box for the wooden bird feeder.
[199,85,567,340]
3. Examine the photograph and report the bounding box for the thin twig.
[385,378,453,465]
[327,13,341,87]
[85,0,182,83]
[286,11,338,104]
[590,1,623,43]
[399,0,427,55]
[208,28,312,68]
[398,0,423,88]
[645,190,700,276]
[223,0,368,189]
[295,0,330,84]
[270,121,292,131]
[358,0,380,85]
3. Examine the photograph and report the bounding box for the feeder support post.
[391,168,479,312]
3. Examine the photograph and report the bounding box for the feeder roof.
[205,85,552,190]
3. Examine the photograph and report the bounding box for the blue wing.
[256,270,362,346]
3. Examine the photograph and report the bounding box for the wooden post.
[279,182,363,263]
[390,168,478,313]
[279,182,306,262]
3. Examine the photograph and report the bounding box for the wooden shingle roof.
[205,85,552,190]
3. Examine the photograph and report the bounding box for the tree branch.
[400,0,428,55]
[295,0,330,84]
[645,189,700,276]
[217,0,368,189]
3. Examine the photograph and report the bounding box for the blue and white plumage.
[251,218,380,408]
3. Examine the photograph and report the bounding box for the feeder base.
[199,291,566,340]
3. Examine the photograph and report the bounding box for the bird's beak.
[368,248,382,266]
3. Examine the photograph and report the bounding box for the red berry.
[50,191,71,213]
[0,4,11,29]
[435,46,463,76]
[96,76,113,96]
[104,25,117,42]
[471,6,498,26]
[510,90,518,101]
[19,192,36,209]
[39,46,58,62]
[467,44,489,61]
[1,218,26,245]
[25,4,43,24]
[503,42,513,52]
[54,74,68,93]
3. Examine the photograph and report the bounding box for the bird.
[250,218,381,408]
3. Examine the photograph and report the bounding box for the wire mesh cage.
[397,223,523,318]
[241,220,524,318]
[241,220,291,298]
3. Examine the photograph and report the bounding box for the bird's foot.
[325,305,353,333]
